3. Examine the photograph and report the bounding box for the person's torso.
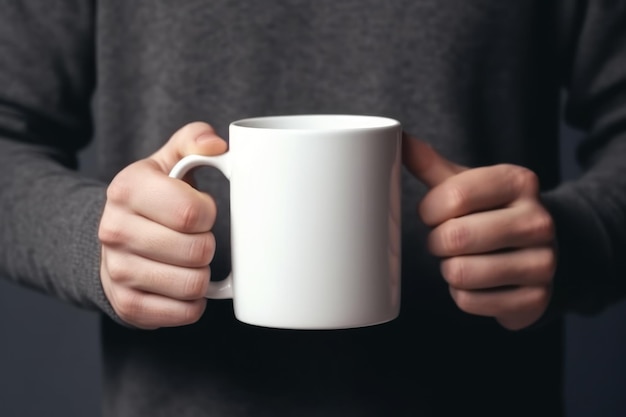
[94,1,564,416]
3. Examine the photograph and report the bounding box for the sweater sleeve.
[541,1,626,315]
[0,0,116,317]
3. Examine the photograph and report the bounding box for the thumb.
[150,121,228,173]
[402,133,465,188]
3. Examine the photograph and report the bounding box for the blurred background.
[1,121,625,416]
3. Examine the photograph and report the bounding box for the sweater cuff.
[68,183,126,325]
[539,185,614,320]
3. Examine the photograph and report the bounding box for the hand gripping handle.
[169,154,233,299]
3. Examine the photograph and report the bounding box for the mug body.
[228,115,401,329]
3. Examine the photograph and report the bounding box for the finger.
[106,161,218,233]
[428,202,555,256]
[149,121,228,173]
[402,133,465,188]
[449,285,551,322]
[104,249,211,300]
[497,309,550,331]
[99,211,216,268]
[440,246,556,290]
[108,285,207,329]
[419,164,541,226]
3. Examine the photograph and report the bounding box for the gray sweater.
[1,1,626,416]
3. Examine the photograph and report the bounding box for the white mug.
[169,114,402,329]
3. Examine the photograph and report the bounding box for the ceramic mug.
[169,114,402,329]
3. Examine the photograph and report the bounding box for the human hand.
[403,134,556,330]
[98,122,228,329]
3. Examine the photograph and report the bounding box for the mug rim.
[230,114,401,131]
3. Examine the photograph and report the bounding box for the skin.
[99,122,227,329]
[403,134,556,330]
[99,122,556,331]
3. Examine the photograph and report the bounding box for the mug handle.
[169,154,234,300]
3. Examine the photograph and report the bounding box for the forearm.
[0,1,114,312]
[542,0,626,316]
[0,137,114,314]
[542,134,626,315]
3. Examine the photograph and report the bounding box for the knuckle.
[181,300,206,324]
[98,221,126,246]
[537,247,558,280]
[202,194,218,228]
[106,174,133,204]
[452,288,475,314]
[530,287,552,310]
[440,220,470,254]
[186,233,216,266]
[441,258,467,289]
[446,183,469,213]
[524,210,555,242]
[512,166,540,195]
[176,199,205,232]
[181,268,210,299]
[105,257,131,284]
[115,292,144,322]
[537,211,555,239]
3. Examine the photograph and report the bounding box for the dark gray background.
[1,122,625,416]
